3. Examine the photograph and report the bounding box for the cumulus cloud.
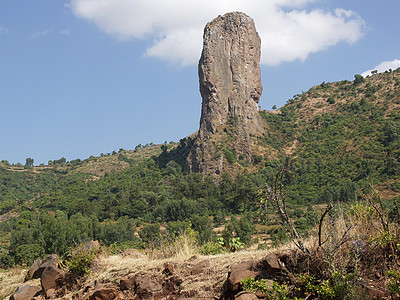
[361,59,400,77]
[70,0,365,66]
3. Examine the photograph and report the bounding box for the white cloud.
[0,26,9,35]
[70,0,365,67]
[60,29,71,36]
[361,59,400,77]
[30,29,53,39]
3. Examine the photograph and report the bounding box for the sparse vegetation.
[1,70,400,298]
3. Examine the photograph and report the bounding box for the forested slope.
[0,68,399,267]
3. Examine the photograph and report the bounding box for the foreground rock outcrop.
[187,12,264,175]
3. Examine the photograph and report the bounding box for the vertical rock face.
[187,12,264,174]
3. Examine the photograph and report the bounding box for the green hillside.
[0,68,399,268]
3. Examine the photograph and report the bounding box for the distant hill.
[0,68,399,273]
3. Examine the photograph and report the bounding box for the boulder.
[134,274,163,299]
[45,288,57,299]
[190,259,210,275]
[89,284,120,300]
[257,253,286,278]
[32,254,60,279]
[119,277,135,291]
[41,265,65,292]
[70,240,101,257]
[9,284,41,300]
[26,259,41,281]
[226,261,258,296]
[235,291,259,299]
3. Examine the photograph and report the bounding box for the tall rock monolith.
[187,12,264,175]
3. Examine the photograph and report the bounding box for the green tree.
[15,244,44,266]
[25,157,34,168]
[139,223,160,246]
[190,215,214,244]
[353,74,365,85]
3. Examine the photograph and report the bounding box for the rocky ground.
[5,245,282,300]
[4,238,397,300]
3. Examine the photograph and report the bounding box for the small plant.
[387,270,400,295]
[241,276,291,300]
[65,244,97,276]
[201,237,226,255]
[327,97,336,104]
[228,237,245,252]
[296,274,336,299]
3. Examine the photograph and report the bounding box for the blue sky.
[0,0,399,165]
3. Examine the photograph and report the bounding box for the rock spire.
[187,12,265,175]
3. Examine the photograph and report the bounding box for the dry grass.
[78,248,275,299]
[50,238,290,300]
[0,267,40,300]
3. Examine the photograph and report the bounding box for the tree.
[353,74,365,85]
[139,224,161,246]
[25,157,34,168]
[15,244,44,266]
[190,215,214,244]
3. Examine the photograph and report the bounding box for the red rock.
[89,285,120,300]
[134,275,163,299]
[235,291,258,299]
[26,259,41,280]
[41,265,64,292]
[227,261,258,296]
[9,284,41,300]
[45,288,57,299]
[32,254,60,279]
[257,253,285,276]
[120,277,135,291]
[190,259,210,275]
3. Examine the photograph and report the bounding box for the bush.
[139,223,161,246]
[387,270,400,296]
[109,240,143,254]
[353,74,365,85]
[0,247,14,268]
[65,244,97,276]
[327,97,336,104]
[200,237,226,255]
[15,244,44,266]
[241,276,290,300]
[227,237,244,252]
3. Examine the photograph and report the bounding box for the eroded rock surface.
[187,12,264,175]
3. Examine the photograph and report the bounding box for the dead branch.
[318,203,334,248]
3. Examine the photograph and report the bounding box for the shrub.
[241,276,291,300]
[227,237,244,252]
[15,244,44,266]
[139,223,161,246]
[387,270,400,296]
[200,237,226,255]
[65,244,97,276]
[353,74,365,85]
